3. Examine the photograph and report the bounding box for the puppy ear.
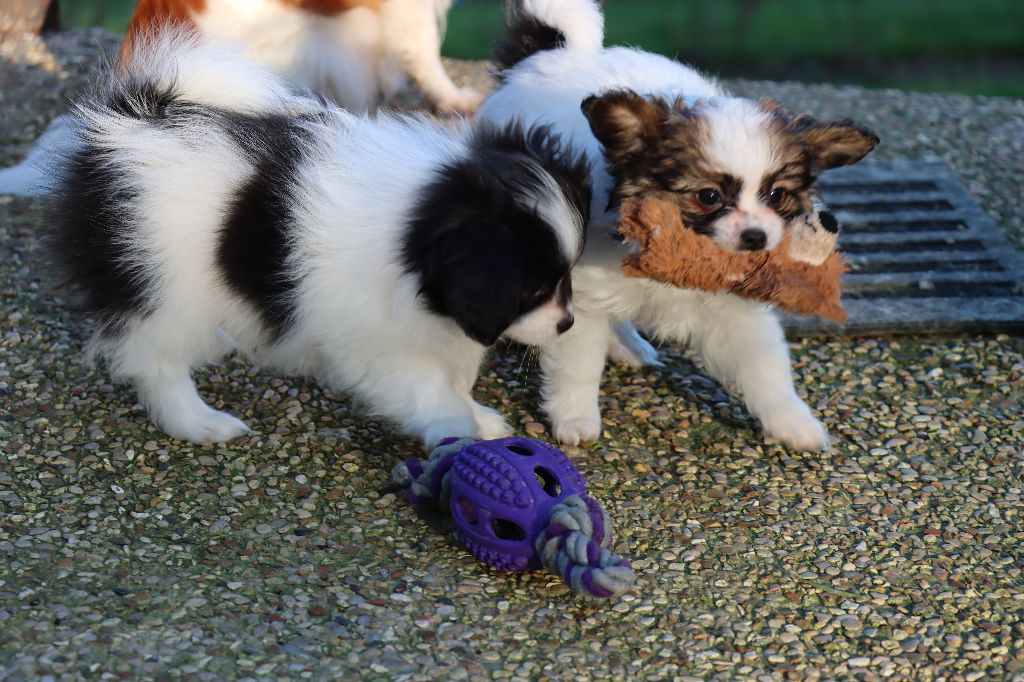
[792,118,879,172]
[581,90,666,166]
[433,239,522,347]
[410,212,525,347]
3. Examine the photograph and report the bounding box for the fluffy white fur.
[701,99,790,251]
[519,0,604,53]
[477,0,832,450]
[56,34,581,447]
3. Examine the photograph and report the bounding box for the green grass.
[58,0,1024,98]
[442,0,1024,98]
[444,0,1024,61]
[59,0,135,33]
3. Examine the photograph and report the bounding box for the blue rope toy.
[392,437,636,599]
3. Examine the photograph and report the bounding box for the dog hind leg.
[98,310,251,444]
[134,362,251,443]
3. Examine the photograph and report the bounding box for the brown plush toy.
[619,195,848,323]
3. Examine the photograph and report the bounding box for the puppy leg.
[448,350,511,440]
[607,320,663,368]
[470,402,513,440]
[541,312,610,446]
[379,0,484,114]
[100,309,250,444]
[404,381,485,448]
[689,303,830,451]
[340,361,485,447]
[134,362,251,444]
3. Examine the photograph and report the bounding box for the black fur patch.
[493,2,568,74]
[48,80,182,335]
[472,122,593,233]
[217,114,314,338]
[758,160,813,220]
[403,123,591,346]
[105,79,176,120]
[50,141,154,336]
[50,71,324,341]
[682,174,743,236]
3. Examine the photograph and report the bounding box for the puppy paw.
[436,87,485,116]
[163,409,251,444]
[551,411,602,447]
[607,333,663,368]
[760,402,831,452]
[472,405,513,440]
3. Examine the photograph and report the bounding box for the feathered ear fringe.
[618,196,848,323]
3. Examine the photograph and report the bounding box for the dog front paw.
[760,401,831,451]
[472,404,513,440]
[436,87,485,116]
[551,410,601,446]
[421,415,479,450]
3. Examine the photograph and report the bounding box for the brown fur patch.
[798,121,880,172]
[759,101,878,218]
[120,0,206,65]
[619,195,847,322]
[581,91,722,218]
[763,102,879,174]
[581,91,668,169]
[757,157,813,219]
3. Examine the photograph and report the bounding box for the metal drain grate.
[784,159,1024,335]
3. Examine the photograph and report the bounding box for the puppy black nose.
[556,315,574,334]
[740,229,767,251]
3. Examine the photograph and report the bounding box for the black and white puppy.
[48,31,590,446]
[478,0,878,450]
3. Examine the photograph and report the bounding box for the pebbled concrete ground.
[1,30,1022,681]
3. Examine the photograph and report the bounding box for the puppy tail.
[493,0,604,72]
[45,26,311,335]
[7,27,293,198]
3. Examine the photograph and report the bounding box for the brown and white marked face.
[581,90,879,252]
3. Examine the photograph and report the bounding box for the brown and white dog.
[0,0,483,194]
[120,0,483,113]
[478,0,879,451]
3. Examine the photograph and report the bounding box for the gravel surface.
[2,31,1023,681]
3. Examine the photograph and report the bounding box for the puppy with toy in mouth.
[477,0,879,450]
[44,30,591,447]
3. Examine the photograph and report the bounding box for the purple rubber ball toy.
[445,437,586,571]
[393,437,636,599]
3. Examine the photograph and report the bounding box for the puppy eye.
[524,287,548,302]
[696,188,721,206]
[768,188,787,206]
